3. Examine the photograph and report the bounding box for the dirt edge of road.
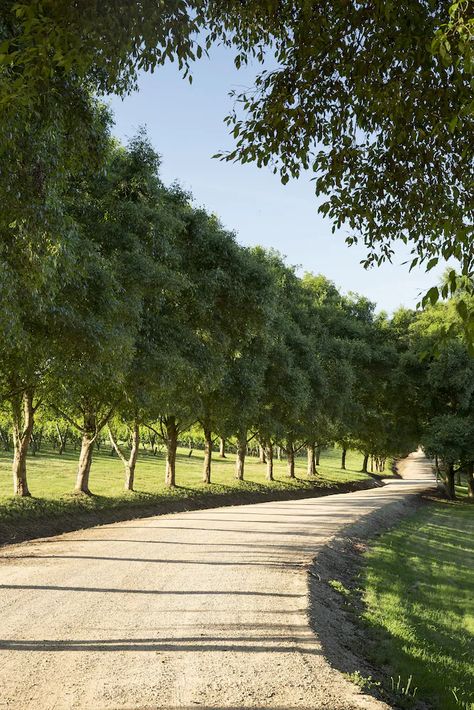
[308,493,430,709]
[0,476,380,549]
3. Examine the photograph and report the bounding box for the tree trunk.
[235,434,246,480]
[203,427,212,484]
[362,453,369,473]
[445,462,456,500]
[467,462,474,499]
[287,441,295,478]
[219,437,226,458]
[341,448,347,470]
[125,421,140,491]
[75,429,95,495]
[148,433,157,454]
[265,442,274,481]
[315,445,321,466]
[0,428,10,451]
[56,423,68,455]
[164,416,178,488]
[259,444,266,464]
[108,421,140,491]
[307,442,316,477]
[31,428,43,455]
[11,390,35,497]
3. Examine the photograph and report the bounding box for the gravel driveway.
[0,451,435,709]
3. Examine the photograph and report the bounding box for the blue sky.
[108,45,446,313]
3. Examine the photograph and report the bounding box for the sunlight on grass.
[0,445,367,499]
[361,499,474,710]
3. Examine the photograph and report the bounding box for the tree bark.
[265,442,274,481]
[287,440,295,478]
[164,417,178,488]
[235,434,247,480]
[307,442,316,477]
[108,420,140,491]
[467,462,474,499]
[11,390,35,497]
[361,453,369,473]
[203,427,213,484]
[341,448,347,470]
[315,444,321,466]
[75,429,95,494]
[445,462,456,500]
[219,437,226,458]
[259,444,266,464]
[126,421,140,491]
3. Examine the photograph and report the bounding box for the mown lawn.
[0,445,373,545]
[0,444,367,498]
[360,494,474,710]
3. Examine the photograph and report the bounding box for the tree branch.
[144,422,164,441]
[49,404,84,433]
[96,407,115,433]
[107,425,127,466]
[32,398,43,414]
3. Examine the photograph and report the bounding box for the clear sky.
[108,45,446,313]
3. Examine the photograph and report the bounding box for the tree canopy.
[1,4,473,501]
[1,1,472,294]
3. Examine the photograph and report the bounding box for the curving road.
[0,451,435,709]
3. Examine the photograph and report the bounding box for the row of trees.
[2,1,471,320]
[2,107,423,497]
[412,290,474,500]
[1,4,472,502]
[1,105,472,501]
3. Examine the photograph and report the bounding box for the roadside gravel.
[0,451,435,709]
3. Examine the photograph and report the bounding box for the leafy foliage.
[1,1,472,290]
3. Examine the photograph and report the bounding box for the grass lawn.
[360,492,474,710]
[0,445,373,545]
[0,444,368,498]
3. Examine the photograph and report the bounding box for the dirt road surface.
[0,451,435,709]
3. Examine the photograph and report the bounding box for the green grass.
[0,445,373,545]
[360,495,474,710]
[0,444,367,498]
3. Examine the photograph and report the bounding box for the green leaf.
[448,115,458,132]
[426,257,438,271]
[456,299,468,321]
[425,287,439,307]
